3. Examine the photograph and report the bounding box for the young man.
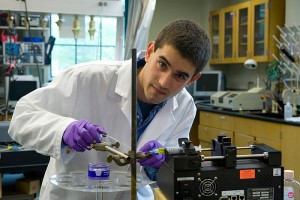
[8,19,211,199]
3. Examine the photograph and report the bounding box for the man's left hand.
[137,140,165,168]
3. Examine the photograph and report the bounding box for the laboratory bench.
[189,103,300,181]
[0,121,50,199]
[0,148,50,199]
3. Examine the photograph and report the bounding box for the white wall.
[285,0,300,26]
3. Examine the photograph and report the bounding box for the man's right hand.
[63,119,106,152]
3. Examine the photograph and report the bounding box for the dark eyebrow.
[159,55,170,66]
[158,55,190,78]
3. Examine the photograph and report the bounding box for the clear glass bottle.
[284,97,293,120]
[284,170,300,199]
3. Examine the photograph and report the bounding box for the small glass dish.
[55,174,73,184]
[70,171,88,188]
[88,162,110,180]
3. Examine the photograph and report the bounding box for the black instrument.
[157,136,283,200]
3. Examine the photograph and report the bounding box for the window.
[49,14,124,77]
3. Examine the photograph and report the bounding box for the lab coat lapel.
[114,51,146,124]
[114,60,132,123]
[137,97,178,150]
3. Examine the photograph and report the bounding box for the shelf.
[255,19,265,24]
[0,26,49,31]
[256,40,265,44]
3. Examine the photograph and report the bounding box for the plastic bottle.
[284,170,300,199]
[284,97,293,120]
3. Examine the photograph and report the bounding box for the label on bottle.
[284,186,295,199]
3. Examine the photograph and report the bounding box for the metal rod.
[202,153,268,161]
[104,146,130,160]
[200,145,254,152]
[131,48,137,200]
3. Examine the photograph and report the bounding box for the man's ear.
[186,73,201,86]
[145,41,155,62]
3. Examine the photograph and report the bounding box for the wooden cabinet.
[197,111,281,156]
[234,133,255,155]
[234,116,281,151]
[200,111,235,131]
[210,9,222,63]
[209,0,285,64]
[281,124,300,181]
[235,1,251,63]
[193,109,300,185]
[210,6,236,64]
[249,0,285,62]
[222,6,236,63]
[198,111,234,156]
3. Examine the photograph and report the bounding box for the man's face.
[137,42,200,104]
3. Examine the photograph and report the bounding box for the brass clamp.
[91,142,151,166]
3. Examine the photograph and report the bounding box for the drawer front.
[234,132,255,155]
[199,111,216,127]
[198,125,234,143]
[255,137,281,150]
[235,117,253,134]
[252,120,281,141]
[200,111,234,131]
[235,116,281,142]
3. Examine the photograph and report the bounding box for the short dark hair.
[154,19,211,74]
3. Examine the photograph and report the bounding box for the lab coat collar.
[115,50,146,97]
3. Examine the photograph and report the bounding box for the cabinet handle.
[219,116,226,119]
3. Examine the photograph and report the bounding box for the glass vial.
[284,97,292,120]
[284,170,300,199]
[88,162,110,180]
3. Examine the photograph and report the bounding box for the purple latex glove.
[137,140,165,169]
[63,119,106,152]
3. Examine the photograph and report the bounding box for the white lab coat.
[8,56,196,200]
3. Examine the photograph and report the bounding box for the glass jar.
[88,162,110,180]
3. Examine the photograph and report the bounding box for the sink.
[248,112,284,119]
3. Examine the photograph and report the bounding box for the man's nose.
[159,72,172,89]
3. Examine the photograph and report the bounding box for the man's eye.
[175,74,187,82]
[158,61,167,69]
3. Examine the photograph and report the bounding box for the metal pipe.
[200,145,254,152]
[202,153,268,161]
[104,146,130,160]
[131,48,137,200]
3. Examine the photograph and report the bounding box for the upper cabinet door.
[222,6,236,63]
[209,0,285,64]
[251,0,269,62]
[236,1,251,63]
[210,10,222,64]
